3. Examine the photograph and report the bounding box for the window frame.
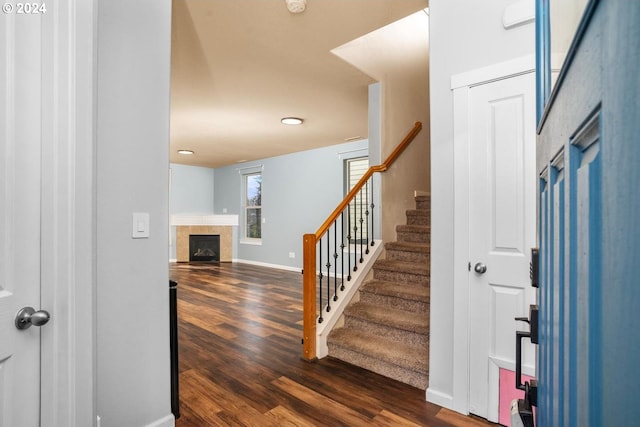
[345,156,369,244]
[242,172,262,244]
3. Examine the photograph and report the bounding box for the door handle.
[474,262,487,274]
[514,305,539,393]
[15,307,51,330]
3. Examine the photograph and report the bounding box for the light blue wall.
[170,163,214,214]
[214,139,369,269]
[169,163,215,260]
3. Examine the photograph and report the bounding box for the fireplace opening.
[189,234,220,262]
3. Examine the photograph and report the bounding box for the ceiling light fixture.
[177,149,194,155]
[285,0,307,14]
[281,117,304,125]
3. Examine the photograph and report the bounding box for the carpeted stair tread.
[385,241,429,253]
[385,241,430,264]
[328,328,428,375]
[345,302,429,335]
[374,259,429,276]
[406,209,429,226]
[361,280,430,303]
[396,224,430,233]
[396,225,430,243]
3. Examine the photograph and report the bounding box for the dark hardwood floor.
[170,262,498,427]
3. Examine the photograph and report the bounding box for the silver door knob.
[474,262,487,274]
[15,307,51,330]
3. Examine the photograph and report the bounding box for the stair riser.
[406,211,430,226]
[359,291,429,313]
[397,230,429,244]
[344,316,429,347]
[407,216,429,226]
[327,345,429,389]
[373,269,429,285]
[415,197,430,211]
[386,249,429,264]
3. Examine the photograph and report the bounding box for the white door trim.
[39,1,96,425]
[450,55,535,415]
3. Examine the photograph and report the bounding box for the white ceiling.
[170,0,428,168]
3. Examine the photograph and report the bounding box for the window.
[346,157,369,192]
[244,173,262,241]
[345,157,369,243]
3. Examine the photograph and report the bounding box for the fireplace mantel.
[171,214,238,226]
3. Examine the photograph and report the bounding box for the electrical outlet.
[289,252,295,258]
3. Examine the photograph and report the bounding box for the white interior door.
[468,72,537,421]
[0,11,47,427]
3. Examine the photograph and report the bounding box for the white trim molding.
[38,0,97,425]
[171,214,239,226]
[233,258,301,273]
[425,389,455,410]
[451,55,535,90]
[145,414,175,427]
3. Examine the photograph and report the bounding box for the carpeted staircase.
[327,195,430,389]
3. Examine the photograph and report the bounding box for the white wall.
[96,0,173,426]
[428,0,534,411]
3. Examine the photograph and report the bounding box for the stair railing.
[302,121,422,361]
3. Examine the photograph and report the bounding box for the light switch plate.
[132,212,150,239]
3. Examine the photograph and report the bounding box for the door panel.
[538,108,602,427]
[0,12,43,427]
[535,2,640,424]
[468,73,537,420]
[571,116,601,427]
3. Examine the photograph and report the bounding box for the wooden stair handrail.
[314,121,422,240]
[302,121,422,362]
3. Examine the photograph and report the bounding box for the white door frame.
[39,1,96,425]
[450,55,536,416]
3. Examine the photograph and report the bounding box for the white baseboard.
[145,414,174,427]
[233,258,301,273]
[426,387,455,410]
[169,258,177,263]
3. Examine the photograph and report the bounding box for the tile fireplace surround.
[173,215,238,263]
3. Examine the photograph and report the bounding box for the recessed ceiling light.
[281,117,304,125]
[177,149,194,155]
